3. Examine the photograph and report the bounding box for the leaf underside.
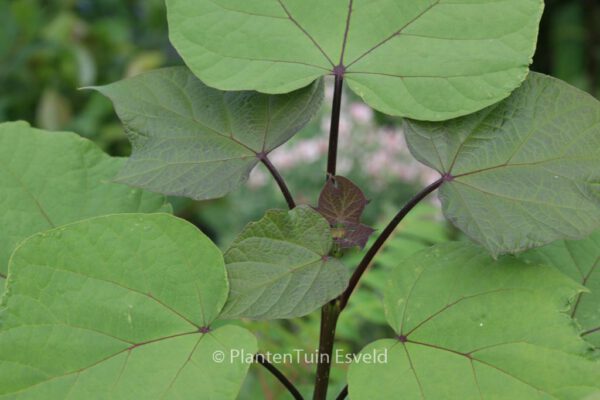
[348,242,600,399]
[222,206,350,319]
[167,0,543,120]
[404,73,600,256]
[94,67,323,201]
[523,229,600,348]
[0,214,256,400]
[0,121,170,294]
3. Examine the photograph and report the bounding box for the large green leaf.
[347,242,600,399]
[94,67,323,200]
[0,121,170,293]
[222,206,349,319]
[404,73,600,256]
[166,0,543,121]
[523,230,600,348]
[0,214,256,399]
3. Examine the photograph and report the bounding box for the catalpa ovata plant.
[0,1,599,399]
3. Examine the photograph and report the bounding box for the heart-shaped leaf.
[93,67,323,200]
[522,229,600,348]
[0,121,170,294]
[347,242,600,399]
[222,206,349,319]
[315,175,374,249]
[166,0,543,121]
[0,214,256,399]
[404,73,600,256]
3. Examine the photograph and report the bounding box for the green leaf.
[348,242,600,399]
[315,175,374,249]
[0,121,170,294]
[0,214,256,399]
[93,67,323,200]
[522,229,600,348]
[222,206,349,319]
[166,0,543,121]
[404,73,600,256]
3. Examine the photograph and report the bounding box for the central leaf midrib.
[272,0,446,72]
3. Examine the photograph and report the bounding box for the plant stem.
[313,301,341,400]
[312,176,444,398]
[260,156,296,209]
[335,386,348,400]
[327,74,344,176]
[313,71,345,399]
[338,177,444,310]
[255,354,304,400]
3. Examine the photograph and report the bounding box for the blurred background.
[1,0,598,398]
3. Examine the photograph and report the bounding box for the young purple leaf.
[315,175,374,249]
[335,223,375,250]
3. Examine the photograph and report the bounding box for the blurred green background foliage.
[1,1,598,397]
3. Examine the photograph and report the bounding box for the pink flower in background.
[247,168,269,189]
[349,103,373,125]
